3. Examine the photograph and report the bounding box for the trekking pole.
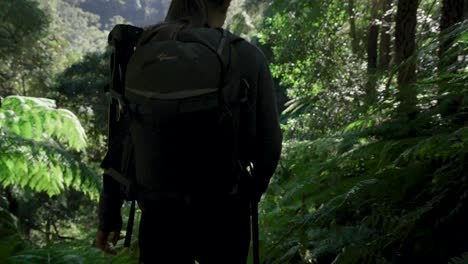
[245,161,260,264]
[251,199,260,264]
[124,200,136,248]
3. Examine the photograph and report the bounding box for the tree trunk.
[438,0,466,116]
[4,187,19,216]
[395,0,419,119]
[365,0,381,107]
[348,0,359,55]
[440,0,466,38]
[21,73,27,96]
[439,0,466,66]
[46,218,51,243]
[379,0,393,70]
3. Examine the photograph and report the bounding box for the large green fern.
[261,111,468,263]
[0,96,86,150]
[0,96,100,199]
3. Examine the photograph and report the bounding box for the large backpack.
[125,22,247,198]
[101,22,257,250]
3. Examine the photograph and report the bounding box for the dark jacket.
[98,29,282,232]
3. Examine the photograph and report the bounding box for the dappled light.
[1,0,467,263]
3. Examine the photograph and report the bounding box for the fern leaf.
[0,96,87,151]
[0,129,101,199]
[449,252,468,264]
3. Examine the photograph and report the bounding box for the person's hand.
[96,230,120,255]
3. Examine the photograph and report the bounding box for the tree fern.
[262,117,468,263]
[0,96,100,199]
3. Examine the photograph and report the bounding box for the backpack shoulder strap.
[107,24,143,120]
[219,34,260,264]
[215,31,251,195]
[222,31,246,104]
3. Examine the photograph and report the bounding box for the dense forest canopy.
[0,0,467,263]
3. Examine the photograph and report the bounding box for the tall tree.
[438,0,466,116]
[365,0,382,106]
[348,0,359,55]
[379,0,393,70]
[395,0,419,118]
[439,0,466,66]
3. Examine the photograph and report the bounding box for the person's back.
[96,1,282,263]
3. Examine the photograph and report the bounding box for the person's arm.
[96,174,124,254]
[251,58,283,201]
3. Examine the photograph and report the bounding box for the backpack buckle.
[116,103,122,121]
[117,100,125,121]
[108,89,127,121]
[240,79,250,103]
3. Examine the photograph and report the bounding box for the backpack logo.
[157,52,177,61]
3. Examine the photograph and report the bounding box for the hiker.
[96,0,282,263]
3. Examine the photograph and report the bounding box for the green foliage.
[450,252,468,264]
[0,0,53,96]
[225,0,271,40]
[261,120,468,263]
[54,51,110,166]
[0,96,86,149]
[0,96,100,199]
[0,0,49,59]
[1,0,467,263]
[9,246,138,264]
[2,203,141,264]
[259,17,468,261]
[260,0,365,137]
[0,206,25,263]
[50,0,108,56]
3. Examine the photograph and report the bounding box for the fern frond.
[8,244,139,264]
[0,129,100,199]
[0,96,87,151]
[449,252,468,264]
[9,248,105,264]
[0,96,99,199]
[397,127,468,163]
